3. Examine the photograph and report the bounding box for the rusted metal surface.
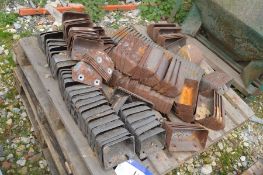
[134,84,174,114]
[110,87,154,110]
[147,24,185,48]
[53,60,135,169]
[62,11,91,24]
[154,55,180,97]
[156,33,185,48]
[111,33,150,76]
[174,79,199,123]
[152,27,182,42]
[38,31,63,53]
[109,70,174,114]
[70,35,103,60]
[155,55,204,98]
[50,53,77,78]
[164,121,208,152]
[119,102,165,159]
[200,71,233,95]
[56,66,135,169]
[63,19,93,40]
[62,12,93,40]
[39,13,231,169]
[110,27,203,101]
[61,15,115,82]
[178,44,204,65]
[142,51,172,87]
[195,90,225,130]
[72,61,102,87]
[166,37,186,54]
[82,49,114,82]
[138,47,164,80]
[147,23,177,40]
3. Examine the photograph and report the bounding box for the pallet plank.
[13,42,30,66]
[16,78,62,175]
[242,159,263,175]
[20,93,63,175]
[208,130,224,141]
[224,89,255,119]
[148,151,178,175]
[223,114,236,133]
[223,96,247,125]
[141,159,161,175]
[15,66,88,175]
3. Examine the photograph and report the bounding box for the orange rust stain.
[179,85,194,105]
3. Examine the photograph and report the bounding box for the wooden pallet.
[13,36,255,175]
[242,159,263,175]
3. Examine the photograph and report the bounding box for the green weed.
[0,12,18,28]
[139,0,177,21]
[70,0,106,22]
[32,0,47,7]
[174,0,192,23]
[20,30,33,38]
[139,0,192,23]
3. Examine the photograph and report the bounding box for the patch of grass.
[111,23,119,29]
[20,30,33,38]
[107,0,119,4]
[140,0,177,22]
[139,0,192,23]
[174,0,192,23]
[70,0,106,22]
[0,12,18,28]
[32,0,47,7]
[0,29,12,40]
[246,92,263,119]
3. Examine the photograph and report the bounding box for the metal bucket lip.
[147,23,178,40]
[195,90,225,130]
[62,11,90,23]
[164,121,209,152]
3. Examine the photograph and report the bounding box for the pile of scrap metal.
[38,11,165,169]
[38,11,232,169]
[109,24,232,151]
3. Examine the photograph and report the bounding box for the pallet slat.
[16,75,62,175]
[16,65,90,175]
[14,67,66,174]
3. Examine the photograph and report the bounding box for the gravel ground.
[0,1,262,175]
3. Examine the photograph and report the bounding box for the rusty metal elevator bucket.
[195,90,225,130]
[164,121,208,152]
[174,79,199,123]
[200,71,233,95]
[119,101,165,159]
[57,68,135,169]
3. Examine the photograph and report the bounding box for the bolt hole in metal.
[107,68,112,75]
[94,79,101,86]
[96,56,102,63]
[78,74,84,81]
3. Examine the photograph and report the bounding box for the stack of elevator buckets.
[119,102,165,159]
[111,88,165,159]
[58,67,135,169]
[38,11,166,169]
